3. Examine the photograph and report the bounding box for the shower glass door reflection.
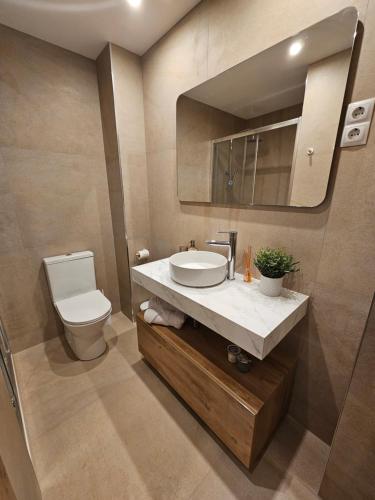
[211,135,257,205]
[211,121,298,206]
[253,124,297,205]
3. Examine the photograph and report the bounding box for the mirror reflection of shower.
[211,118,299,206]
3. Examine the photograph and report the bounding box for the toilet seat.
[55,290,112,326]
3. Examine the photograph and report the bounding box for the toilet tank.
[43,251,97,303]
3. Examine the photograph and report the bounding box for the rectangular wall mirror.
[176,7,358,208]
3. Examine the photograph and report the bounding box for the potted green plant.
[254,247,299,297]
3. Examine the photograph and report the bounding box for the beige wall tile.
[111,45,148,154]
[0,27,105,157]
[121,152,150,241]
[142,1,209,154]
[177,95,247,202]
[146,148,192,258]
[350,0,375,102]
[96,45,132,319]
[97,43,153,318]
[0,192,23,254]
[0,26,120,351]
[110,44,151,314]
[141,0,375,443]
[319,296,375,499]
[0,251,62,350]
[289,283,372,442]
[316,147,375,297]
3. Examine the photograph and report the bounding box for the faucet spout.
[206,231,237,280]
[205,240,229,246]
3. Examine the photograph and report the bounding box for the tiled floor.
[14,313,329,500]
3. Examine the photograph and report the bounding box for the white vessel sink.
[169,251,227,287]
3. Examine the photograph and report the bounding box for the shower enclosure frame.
[210,117,301,205]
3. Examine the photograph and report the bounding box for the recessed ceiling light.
[289,40,303,57]
[127,0,141,7]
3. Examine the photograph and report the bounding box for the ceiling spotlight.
[289,40,303,57]
[127,0,141,7]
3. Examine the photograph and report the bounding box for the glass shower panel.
[253,124,297,206]
[211,139,230,203]
[240,135,257,205]
[211,136,256,204]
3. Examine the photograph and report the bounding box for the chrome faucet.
[205,231,238,280]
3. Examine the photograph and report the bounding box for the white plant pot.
[259,275,284,297]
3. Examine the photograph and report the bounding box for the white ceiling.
[0,0,201,58]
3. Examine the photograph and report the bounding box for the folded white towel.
[148,296,176,312]
[144,308,185,329]
[141,297,186,329]
[140,300,150,311]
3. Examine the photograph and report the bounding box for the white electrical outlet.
[340,122,370,147]
[341,97,374,147]
[344,98,375,125]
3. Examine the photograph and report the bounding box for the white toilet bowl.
[43,251,112,361]
[63,315,111,361]
[55,289,112,361]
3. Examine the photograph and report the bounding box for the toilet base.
[63,316,110,361]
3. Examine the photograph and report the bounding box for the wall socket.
[341,122,370,147]
[341,97,374,147]
[344,98,375,125]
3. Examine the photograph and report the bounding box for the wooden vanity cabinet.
[136,312,297,469]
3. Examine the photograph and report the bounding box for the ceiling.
[0,0,201,58]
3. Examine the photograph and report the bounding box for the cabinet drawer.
[136,313,296,469]
[138,318,254,466]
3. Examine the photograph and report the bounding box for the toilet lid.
[55,290,112,325]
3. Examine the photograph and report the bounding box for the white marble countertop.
[131,258,309,359]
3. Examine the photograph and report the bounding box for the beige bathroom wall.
[110,44,151,312]
[177,95,246,202]
[247,104,302,206]
[319,295,375,499]
[253,124,297,205]
[142,0,375,443]
[96,46,133,319]
[0,25,120,352]
[290,49,352,206]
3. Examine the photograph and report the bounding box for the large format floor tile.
[14,313,329,500]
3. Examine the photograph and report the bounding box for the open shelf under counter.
[131,258,308,359]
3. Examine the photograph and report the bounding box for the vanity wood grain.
[137,313,296,469]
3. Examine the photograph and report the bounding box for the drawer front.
[137,319,254,466]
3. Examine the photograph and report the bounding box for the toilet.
[43,251,112,361]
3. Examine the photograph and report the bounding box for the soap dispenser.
[188,240,198,251]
